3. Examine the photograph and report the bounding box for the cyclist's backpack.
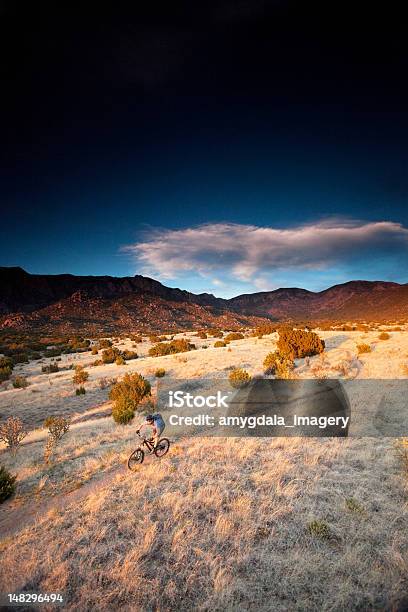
[152,413,165,431]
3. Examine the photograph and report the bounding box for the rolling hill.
[0,267,407,334]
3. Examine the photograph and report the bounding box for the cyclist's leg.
[153,424,164,449]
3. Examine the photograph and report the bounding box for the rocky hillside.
[229,280,408,321]
[1,268,407,333]
[0,268,264,334]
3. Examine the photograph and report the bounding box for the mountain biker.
[137,413,165,453]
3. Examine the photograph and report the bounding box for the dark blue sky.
[1,1,408,295]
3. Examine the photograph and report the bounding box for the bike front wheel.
[154,438,170,457]
[128,448,144,470]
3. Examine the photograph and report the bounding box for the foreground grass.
[1,436,407,611]
[0,415,138,505]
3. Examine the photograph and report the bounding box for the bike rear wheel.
[154,438,170,457]
[128,448,144,470]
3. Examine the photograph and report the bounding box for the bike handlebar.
[136,430,154,444]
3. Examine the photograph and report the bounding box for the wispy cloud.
[123,219,408,294]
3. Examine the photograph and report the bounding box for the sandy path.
[0,463,125,539]
[0,444,168,541]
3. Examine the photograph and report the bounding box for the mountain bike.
[127,431,170,470]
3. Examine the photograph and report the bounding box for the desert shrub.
[209,329,223,338]
[277,329,325,360]
[214,340,226,348]
[401,364,408,376]
[155,368,166,378]
[110,372,151,403]
[225,332,244,342]
[229,368,251,389]
[0,356,14,370]
[27,341,44,352]
[91,347,98,355]
[263,351,278,374]
[42,362,59,374]
[0,416,27,453]
[345,497,365,514]
[102,347,121,364]
[0,366,12,383]
[130,334,143,343]
[75,386,86,395]
[149,335,161,343]
[44,415,70,433]
[97,339,112,349]
[378,332,390,340]
[11,352,29,364]
[279,358,296,380]
[122,350,138,360]
[197,332,207,339]
[93,359,103,366]
[254,323,276,336]
[73,365,89,384]
[109,373,151,424]
[115,356,126,366]
[61,347,75,355]
[43,348,61,358]
[357,343,371,354]
[112,396,137,425]
[0,466,16,503]
[43,416,71,463]
[263,351,295,378]
[12,375,29,389]
[69,337,90,351]
[148,339,194,357]
[308,520,331,539]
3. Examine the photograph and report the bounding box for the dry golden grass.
[395,438,408,475]
[401,363,408,376]
[1,328,408,609]
[357,343,372,355]
[1,436,408,611]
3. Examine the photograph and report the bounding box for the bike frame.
[136,431,155,452]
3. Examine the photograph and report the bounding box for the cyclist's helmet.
[146,414,154,423]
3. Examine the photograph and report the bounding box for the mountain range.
[1,267,407,334]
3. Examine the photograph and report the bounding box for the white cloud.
[123,219,408,284]
[212,277,227,287]
[253,277,276,291]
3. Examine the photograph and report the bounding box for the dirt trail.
[0,439,186,541]
[0,463,126,540]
